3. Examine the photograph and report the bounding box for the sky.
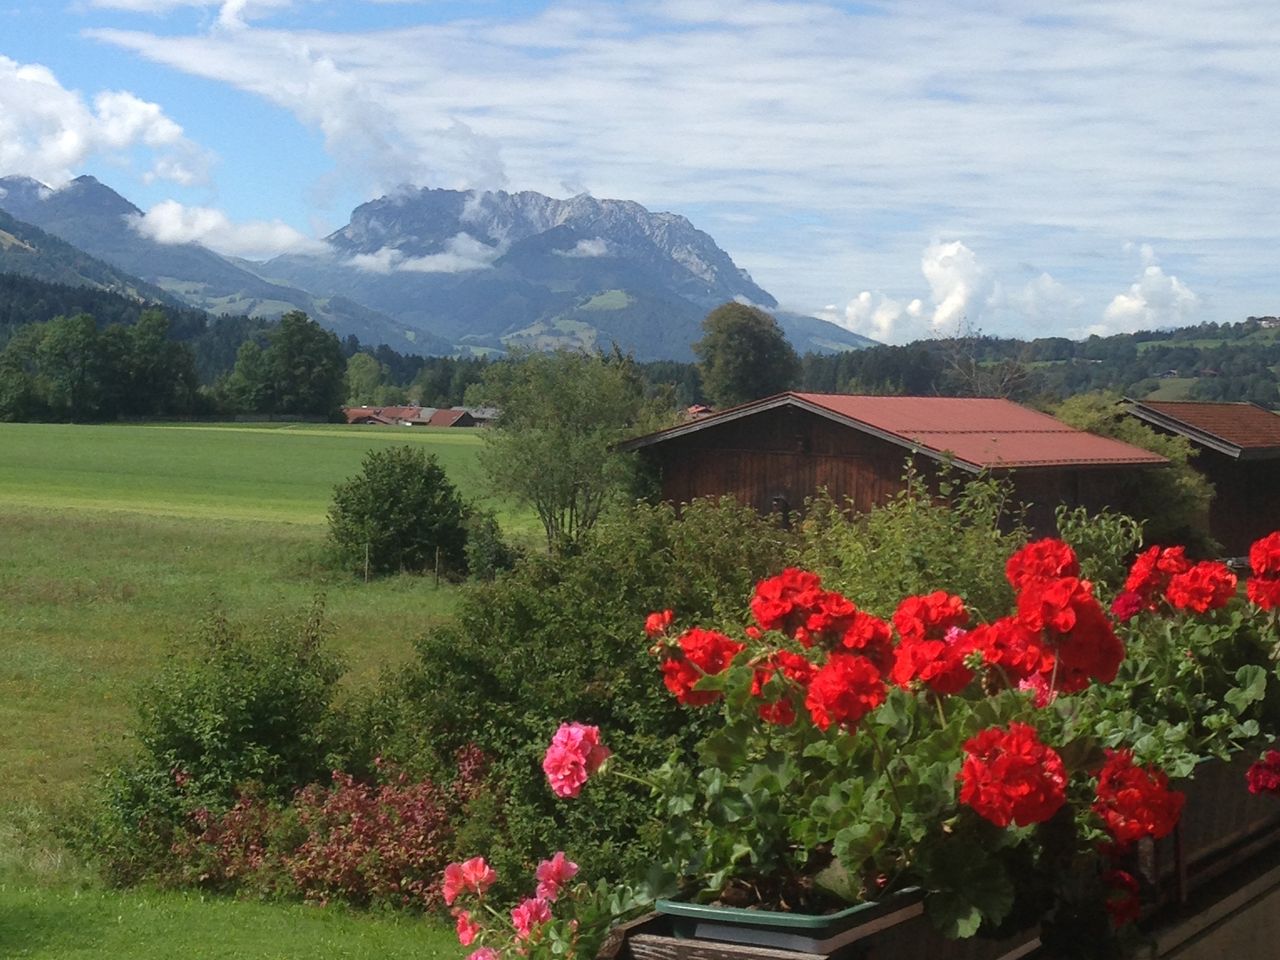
[1,0,1278,343]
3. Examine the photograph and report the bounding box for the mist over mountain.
[0,176,875,360]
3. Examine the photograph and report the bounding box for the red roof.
[621,392,1167,471]
[1126,400,1280,456]
[425,408,473,427]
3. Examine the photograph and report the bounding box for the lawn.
[0,421,500,957]
[0,421,531,806]
[0,421,509,525]
[0,884,460,959]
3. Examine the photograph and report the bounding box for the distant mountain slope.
[0,175,447,356]
[0,206,178,304]
[0,175,874,360]
[262,186,875,360]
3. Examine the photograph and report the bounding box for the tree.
[344,352,385,405]
[1052,391,1216,551]
[328,445,469,577]
[470,349,675,553]
[693,302,800,407]
[265,311,346,417]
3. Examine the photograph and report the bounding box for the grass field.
[0,884,459,959]
[0,421,506,524]
[1,422,502,956]
[0,422,528,805]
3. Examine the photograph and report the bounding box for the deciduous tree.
[693,302,800,407]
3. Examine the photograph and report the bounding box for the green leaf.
[1226,665,1267,714]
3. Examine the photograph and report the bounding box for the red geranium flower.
[890,625,978,695]
[1250,531,1280,578]
[839,610,896,673]
[892,591,969,645]
[750,568,824,635]
[958,723,1067,827]
[1246,749,1280,795]
[969,616,1053,684]
[1103,870,1141,927]
[804,653,886,732]
[644,609,674,637]
[1124,545,1192,606]
[1247,577,1280,611]
[1092,749,1185,847]
[1165,561,1238,614]
[1016,577,1125,693]
[1109,590,1144,623]
[1005,538,1080,590]
[751,650,818,726]
[660,627,745,706]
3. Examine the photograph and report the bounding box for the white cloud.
[128,199,324,257]
[0,55,210,187]
[920,241,988,333]
[557,237,608,258]
[347,233,504,274]
[79,1,1280,331]
[1095,248,1200,336]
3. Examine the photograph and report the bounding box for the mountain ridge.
[0,174,876,360]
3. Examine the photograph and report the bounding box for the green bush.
[463,508,520,581]
[357,497,793,891]
[328,445,469,577]
[795,465,1029,620]
[87,602,347,884]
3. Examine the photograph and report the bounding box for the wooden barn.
[619,392,1167,533]
[1125,399,1280,556]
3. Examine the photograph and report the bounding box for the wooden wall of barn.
[1194,456,1280,557]
[640,406,1164,536]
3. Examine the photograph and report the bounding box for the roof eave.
[1124,399,1244,459]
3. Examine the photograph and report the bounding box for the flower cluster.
[658,628,744,707]
[1248,532,1280,611]
[958,723,1067,827]
[521,530,1280,953]
[1246,749,1280,795]
[542,723,611,799]
[1113,545,1241,618]
[1091,749,1185,847]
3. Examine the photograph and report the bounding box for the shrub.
[358,497,794,890]
[289,749,487,909]
[795,465,1029,620]
[88,602,347,884]
[463,508,520,581]
[328,445,468,577]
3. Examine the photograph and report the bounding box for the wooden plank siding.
[640,406,1155,536]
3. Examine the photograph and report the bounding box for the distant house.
[344,406,400,425]
[619,392,1167,534]
[427,408,477,428]
[451,406,499,426]
[1125,399,1280,556]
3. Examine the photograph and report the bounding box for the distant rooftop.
[1125,399,1280,458]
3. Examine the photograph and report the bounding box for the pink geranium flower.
[468,949,500,960]
[442,856,498,905]
[542,722,611,798]
[455,910,481,946]
[511,897,553,938]
[535,850,580,901]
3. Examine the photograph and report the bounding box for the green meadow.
[0,422,516,957]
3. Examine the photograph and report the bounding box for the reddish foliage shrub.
[169,745,488,909]
[289,747,487,908]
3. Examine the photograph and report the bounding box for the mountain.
[0,175,445,355]
[0,205,179,304]
[0,176,874,360]
[261,187,876,360]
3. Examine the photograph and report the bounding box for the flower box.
[654,890,925,954]
[617,908,1039,960]
[1152,755,1280,904]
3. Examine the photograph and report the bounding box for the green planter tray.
[654,889,926,954]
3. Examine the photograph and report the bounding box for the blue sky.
[1,0,1278,342]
